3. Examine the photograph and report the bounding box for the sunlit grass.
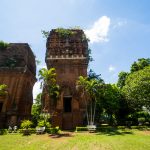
[0,129,150,150]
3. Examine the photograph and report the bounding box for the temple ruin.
[0,43,36,128]
[43,29,89,129]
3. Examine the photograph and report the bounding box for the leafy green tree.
[31,93,42,126]
[100,84,121,125]
[130,58,150,73]
[117,72,129,89]
[123,66,150,111]
[77,76,103,125]
[38,68,60,105]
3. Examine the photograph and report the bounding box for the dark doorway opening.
[63,97,72,113]
[0,102,3,112]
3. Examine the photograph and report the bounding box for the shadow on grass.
[95,128,133,136]
[49,132,74,138]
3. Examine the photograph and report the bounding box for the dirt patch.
[138,131,150,135]
[143,131,150,135]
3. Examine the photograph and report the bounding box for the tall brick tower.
[44,29,89,129]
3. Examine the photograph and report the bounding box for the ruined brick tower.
[44,29,89,129]
[0,43,36,128]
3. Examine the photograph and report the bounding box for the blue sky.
[1,0,150,98]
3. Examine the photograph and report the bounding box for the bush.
[0,129,7,135]
[21,120,33,129]
[19,128,36,134]
[138,117,145,125]
[37,120,50,128]
[46,126,60,134]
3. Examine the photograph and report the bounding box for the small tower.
[45,29,89,129]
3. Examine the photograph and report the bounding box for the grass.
[0,129,150,150]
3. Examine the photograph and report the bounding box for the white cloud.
[108,65,116,72]
[85,16,111,43]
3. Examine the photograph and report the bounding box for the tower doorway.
[63,96,72,129]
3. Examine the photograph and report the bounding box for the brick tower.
[0,43,36,128]
[44,29,89,129]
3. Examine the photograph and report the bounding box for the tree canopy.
[122,66,150,110]
[130,58,150,73]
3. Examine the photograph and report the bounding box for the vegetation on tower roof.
[0,41,9,50]
[55,28,75,38]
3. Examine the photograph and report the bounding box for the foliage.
[87,48,93,62]
[20,120,33,129]
[46,126,60,134]
[96,84,123,125]
[55,28,75,38]
[0,41,9,50]
[138,118,146,125]
[19,128,36,134]
[37,120,50,128]
[122,66,150,110]
[77,75,104,125]
[130,58,150,73]
[0,129,7,135]
[88,69,103,81]
[41,30,50,38]
[0,84,8,96]
[31,93,42,126]
[38,68,60,105]
[117,71,129,89]
[37,113,51,128]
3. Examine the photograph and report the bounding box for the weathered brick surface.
[44,29,89,129]
[0,43,36,128]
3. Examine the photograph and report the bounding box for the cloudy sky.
[1,0,150,99]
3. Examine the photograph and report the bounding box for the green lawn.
[0,129,150,150]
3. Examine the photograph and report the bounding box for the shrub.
[0,129,7,135]
[138,117,146,125]
[46,126,60,134]
[55,28,75,38]
[21,120,33,129]
[19,128,36,134]
[37,120,50,128]
[0,84,8,96]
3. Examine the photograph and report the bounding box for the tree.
[117,72,129,89]
[77,76,103,125]
[31,93,42,126]
[100,84,121,125]
[38,68,60,105]
[130,58,150,73]
[122,66,150,111]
